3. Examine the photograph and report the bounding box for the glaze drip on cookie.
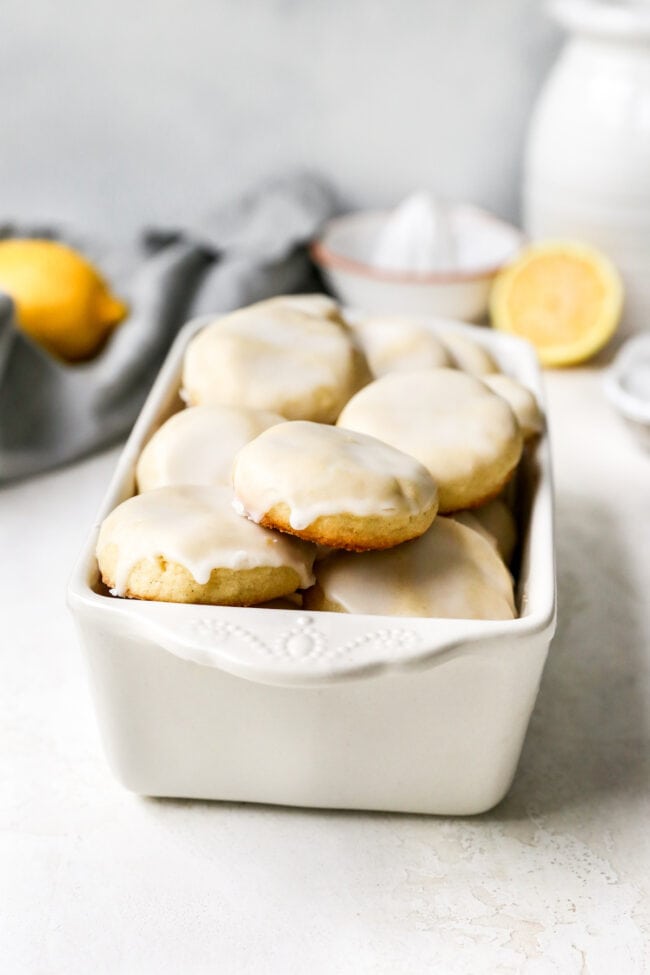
[97,485,315,600]
[232,421,438,550]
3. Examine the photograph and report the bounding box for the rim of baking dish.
[67,311,556,688]
[309,207,524,284]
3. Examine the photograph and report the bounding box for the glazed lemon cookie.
[249,293,345,323]
[450,498,517,565]
[232,420,438,551]
[352,315,453,377]
[303,517,516,620]
[182,305,358,422]
[481,374,543,441]
[135,405,285,492]
[337,368,523,513]
[439,331,500,376]
[267,295,371,388]
[471,498,517,563]
[257,593,303,609]
[447,510,495,552]
[96,485,315,605]
[253,296,373,385]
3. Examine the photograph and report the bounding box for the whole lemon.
[0,238,128,362]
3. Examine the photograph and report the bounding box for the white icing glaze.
[135,405,286,492]
[247,293,344,322]
[448,510,498,553]
[232,421,438,531]
[482,374,544,440]
[439,331,500,376]
[351,315,453,378]
[182,306,357,422]
[310,517,515,620]
[337,369,522,512]
[461,498,518,564]
[97,485,315,595]
[450,499,518,565]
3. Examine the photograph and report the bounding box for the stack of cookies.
[96,297,543,620]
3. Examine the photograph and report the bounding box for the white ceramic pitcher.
[524,0,650,336]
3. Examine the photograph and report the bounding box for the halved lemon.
[490,241,623,366]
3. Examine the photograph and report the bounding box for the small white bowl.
[311,206,524,322]
[604,332,650,451]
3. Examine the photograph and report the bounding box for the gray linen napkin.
[0,172,336,482]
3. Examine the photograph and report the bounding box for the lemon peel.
[0,238,128,362]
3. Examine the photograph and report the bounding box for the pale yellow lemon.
[490,241,623,367]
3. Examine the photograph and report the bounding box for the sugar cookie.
[232,420,438,550]
[439,331,500,376]
[249,293,345,323]
[450,498,517,565]
[97,485,315,605]
[337,368,523,512]
[469,499,517,564]
[447,510,496,552]
[304,517,515,620]
[352,315,453,377]
[135,405,285,492]
[182,305,358,422]
[481,374,544,441]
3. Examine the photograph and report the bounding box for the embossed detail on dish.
[190,618,268,654]
[339,627,419,656]
[272,616,329,660]
[187,615,420,665]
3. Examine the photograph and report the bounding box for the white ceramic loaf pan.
[68,314,556,816]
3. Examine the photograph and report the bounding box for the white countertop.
[2,367,649,974]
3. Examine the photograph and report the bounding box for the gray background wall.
[0,1,561,238]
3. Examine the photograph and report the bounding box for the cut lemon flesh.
[490,241,623,366]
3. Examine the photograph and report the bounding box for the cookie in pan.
[481,374,544,441]
[135,404,285,492]
[451,498,518,565]
[248,293,346,324]
[439,331,501,376]
[182,304,359,423]
[96,485,315,605]
[303,516,515,620]
[351,315,453,377]
[232,420,438,551]
[256,295,372,389]
[337,368,523,513]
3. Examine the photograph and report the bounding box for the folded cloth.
[0,172,336,482]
